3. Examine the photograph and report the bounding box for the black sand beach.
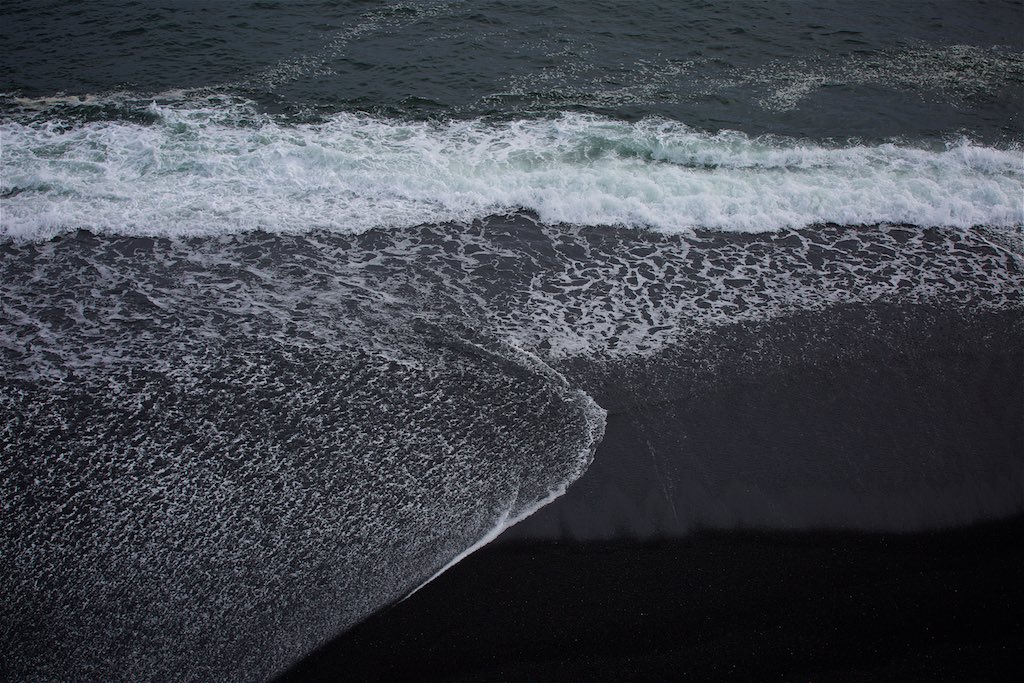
[279,517,1024,681]
[280,300,1023,682]
[4,2,1023,679]
[3,222,1020,681]
[511,302,1024,541]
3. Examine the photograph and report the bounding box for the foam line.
[2,105,1021,240]
[402,341,607,600]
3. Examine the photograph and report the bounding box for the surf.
[2,100,1021,241]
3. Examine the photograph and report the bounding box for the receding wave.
[0,231,607,680]
[2,101,1021,240]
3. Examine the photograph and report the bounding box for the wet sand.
[279,299,1023,681]
[278,517,1023,681]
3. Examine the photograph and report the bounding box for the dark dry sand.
[277,516,1023,682]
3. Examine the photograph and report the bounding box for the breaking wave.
[2,100,1021,240]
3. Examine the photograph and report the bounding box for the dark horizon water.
[2,1,1022,681]
[4,0,1023,143]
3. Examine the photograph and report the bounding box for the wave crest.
[2,104,1021,240]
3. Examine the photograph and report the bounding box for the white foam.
[403,341,606,599]
[2,105,1022,240]
[739,45,1024,112]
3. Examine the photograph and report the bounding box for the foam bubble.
[2,104,1021,240]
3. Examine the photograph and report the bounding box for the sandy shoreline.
[278,516,1023,681]
[280,299,1023,681]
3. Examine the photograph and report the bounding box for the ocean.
[1,1,1022,681]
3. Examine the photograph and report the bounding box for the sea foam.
[2,103,1022,240]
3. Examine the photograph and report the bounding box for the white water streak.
[2,106,1022,240]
